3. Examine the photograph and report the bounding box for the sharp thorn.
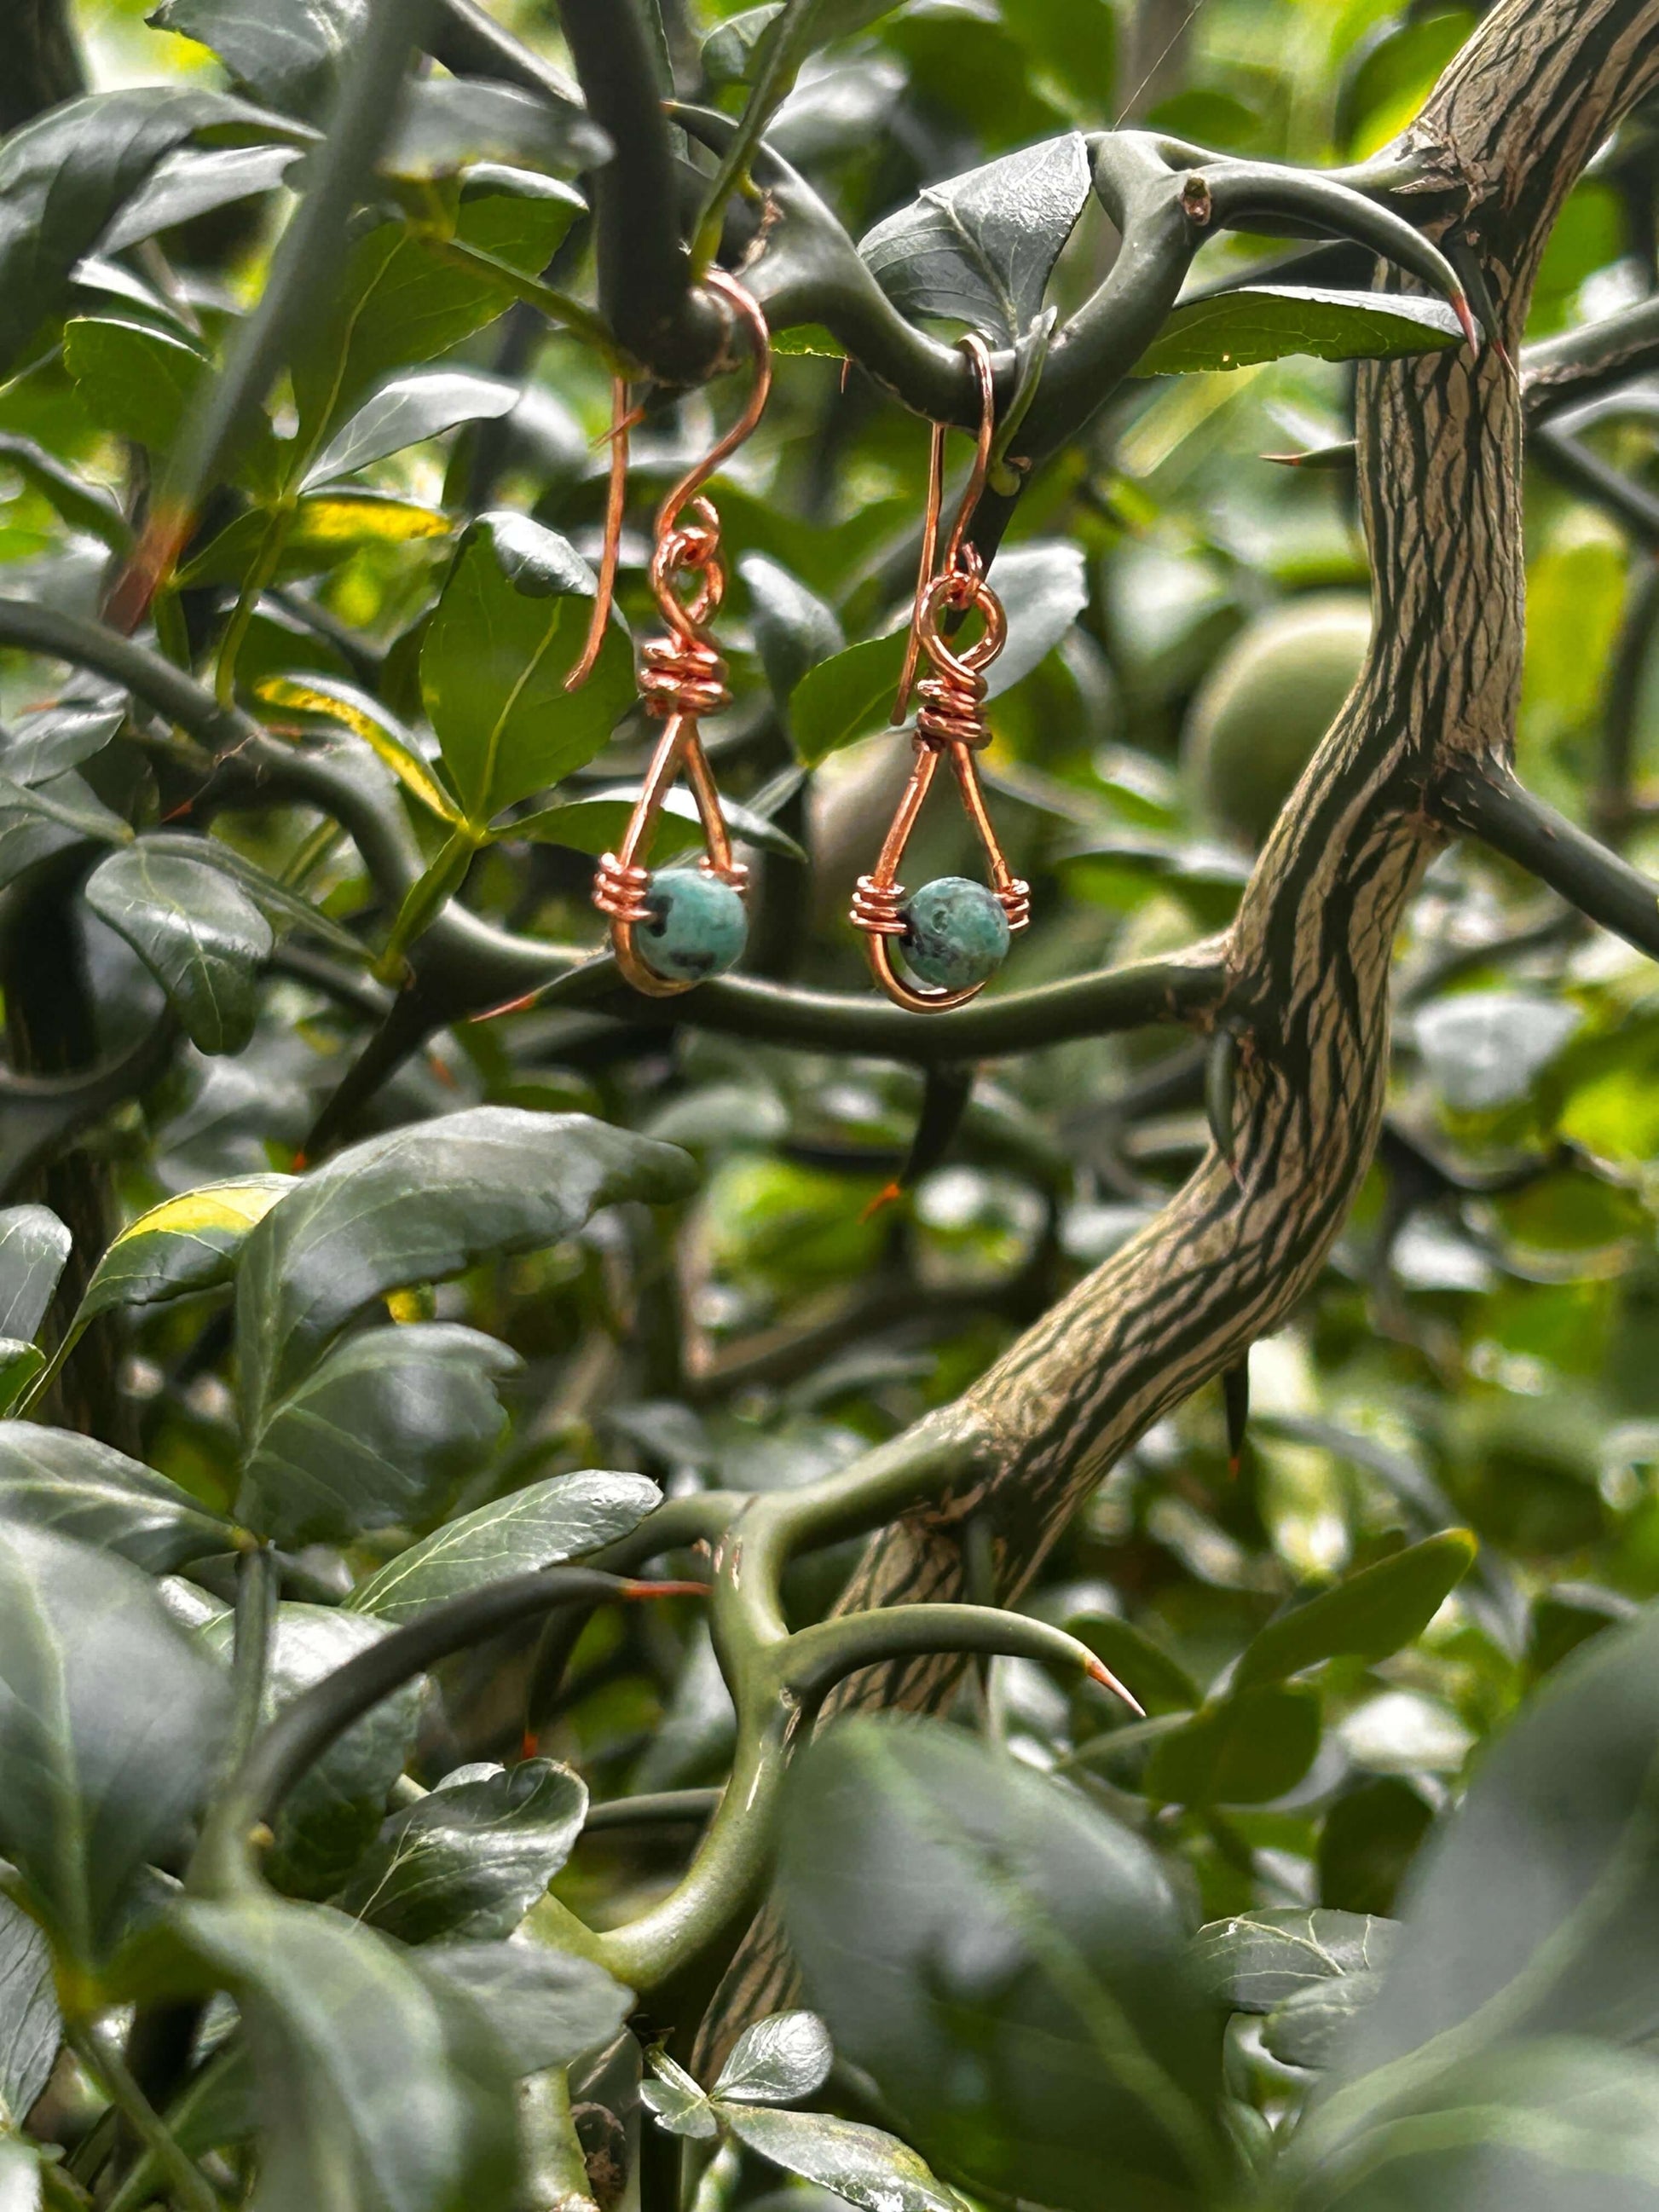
[1450,287,1482,356]
[1085,1654,1146,1718]
[859,1180,904,1223]
[1223,1354,1250,1477]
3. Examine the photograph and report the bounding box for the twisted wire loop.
[588,269,770,997]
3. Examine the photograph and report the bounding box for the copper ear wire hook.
[590,269,772,997]
[893,333,997,725]
[564,371,633,695]
[853,332,1030,1014]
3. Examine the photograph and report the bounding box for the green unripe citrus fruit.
[1182,592,1372,846]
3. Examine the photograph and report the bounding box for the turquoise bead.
[638,867,747,984]
[900,875,1009,991]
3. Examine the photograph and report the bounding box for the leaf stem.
[228,1545,279,1773]
[65,2021,223,2212]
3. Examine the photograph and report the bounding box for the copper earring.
[851,335,1029,1013]
[581,269,772,996]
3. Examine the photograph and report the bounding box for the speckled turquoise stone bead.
[900,875,1009,991]
[638,867,747,983]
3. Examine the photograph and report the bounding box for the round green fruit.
[900,876,1010,991]
[638,868,747,984]
[1182,592,1372,846]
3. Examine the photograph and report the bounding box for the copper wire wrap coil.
[578,270,770,997]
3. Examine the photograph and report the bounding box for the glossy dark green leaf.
[777,1715,1228,2212]
[0,85,277,374]
[859,134,1090,344]
[0,1205,70,1343]
[234,1106,694,1425]
[1233,1532,1476,1688]
[301,368,518,490]
[1133,286,1464,378]
[85,844,273,1056]
[420,511,633,828]
[135,831,370,958]
[69,1174,296,1335]
[338,1759,586,1943]
[379,80,606,180]
[237,1323,518,1549]
[1262,1972,1384,2071]
[1190,1909,1399,2015]
[1318,1778,1435,1918]
[714,2010,834,2105]
[290,193,578,444]
[171,1892,520,2210]
[1143,1684,1321,1806]
[98,139,303,251]
[413,1941,633,2075]
[149,0,359,118]
[1286,2039,1659,2210]
[346,1469,662,1626]
[0,435,130,547]
[200,1603,424,1898]
[1,703,125,788]
[0,771,132,888]
[0,1522,229,1963]
[1327,1605,1659,2094]
[0,1896,59,2129]
[740,552,844,703]
[63,315,211,453]
[0,1421,241,1571]
[723,2105,964,2212]
[789,632,908,767]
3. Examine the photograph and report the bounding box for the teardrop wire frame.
[585,269,773,997]
[855,333,1030,1014]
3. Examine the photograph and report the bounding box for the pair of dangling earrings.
[570,270,1029,1014]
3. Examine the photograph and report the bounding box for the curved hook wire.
[893,332,997,725]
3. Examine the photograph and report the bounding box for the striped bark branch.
[698,0,1659,2059]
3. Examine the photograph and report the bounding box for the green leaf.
[0,772,132,888]
[63,315,211,454]
[0,1206,70,1343]
[337,1758,587,1943]
[721,2105,964,2212]
[419,511,633,828]
[68,1174,297,1336]
[1318,1777,1436,1919]
[513,783,807,863]
[176,491,453,590]
[0,1421,241,1572]
[1132,286,1464,378]
[170,1891,520,2209]
[789,631,908,767]
[237,1323,518,1550]
[777,1715,1227,2212]
[291,193,578,446]
[1068,1615,1200,1718]
[133,832,371,959]
[413,1942,633,2076]
[149,0,359,119]
[0,433,131,548]
[858,134,1090,344]
[0,1344,44,1420]
[255,674,460,822]
[98,140,303,253]
[1262,1972,1384,2071]
[714,2010,834,2105]
[346,1469,662,1626]
[84,844,274,1056]
[0,1522,229,1964]
[642,2049,719,2140]
[1286,2038,1659,2209]
[1190,1909,1399,2015]
[379,80,606,180]
[300,369,519,491]
[0,1895,60,2130]
[740,553,844,703]
[234,1106,695,1425]
[0,85,279,375]
[1234,1532,1477,1689]
[1414,990,1581,1112]
[1143,1684,1321,1807]
[1319,1604,1659,2099]
[199,1603,424,1898]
